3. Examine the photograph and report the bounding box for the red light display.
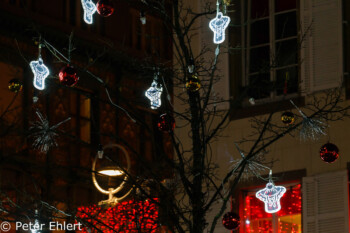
[76,198,159,233]
[242,184,301,233]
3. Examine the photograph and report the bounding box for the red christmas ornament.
[96,0,115,17]
[157,114,175,132]
[320,143,339,163]
[222,212,240,230]
[59,65,79,87]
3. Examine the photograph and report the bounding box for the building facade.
[0,0,172,231]
[178,0,350,232]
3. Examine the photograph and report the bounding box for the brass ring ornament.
[92,144,131,198]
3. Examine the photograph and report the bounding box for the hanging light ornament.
[96,0,115,17]
[81,0,97,24]
[209,1,230,44]
[256,170,286,213]
[290,100,326,140]
[157,114,175,132]
[222,212,240,230]
[30,44,50,91]
[140,11,146,25]
[145,73,163,109]
[29,110,71,153]
[249,97,255,105]
[8,79,23,93]
[320,143,339,163]
[188,58,195,74]
[59,65,79,87]
[281,111,295,125]
[185,74,201,92]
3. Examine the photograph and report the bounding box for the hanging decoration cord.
[105,88,136,123]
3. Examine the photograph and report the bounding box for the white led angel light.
[30,53,50,91]
[145,78,163,109]
[81,0,97,24]
[209,11,230,44]
[256,171,286,213]
[209,1,230,44]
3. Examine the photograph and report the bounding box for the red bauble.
[222,212,240,230]
[320,143,339,163]
[157,114,175,132]
[96,0,115,17]
[59,65,79,87]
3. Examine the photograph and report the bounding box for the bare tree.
[0,1,348,233]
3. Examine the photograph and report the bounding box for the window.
[70,92,92,143]
[243,0,298,102]
[240,183,301,233]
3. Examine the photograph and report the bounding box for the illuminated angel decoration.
[209,11,230,44]
[145,80,163,109]
[256,181,286,213]
[30,57,50,91]
[81,0,97,24]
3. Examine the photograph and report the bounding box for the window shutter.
[300,0,343,94]
[302,170,349,233]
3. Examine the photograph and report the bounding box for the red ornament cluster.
[320,143,339,163]
[59,65,79,87]
[76,199,159,233]
[222,212,240,230]
[96,0,115,17]
[157,114,175,132]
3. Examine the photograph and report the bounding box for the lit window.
[242,0,298,102]
[240,183,301,232]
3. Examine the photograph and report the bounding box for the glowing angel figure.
[81,0,97,24]
[30,57,50,90]
[209,11,230,44]
[256,182,286,213]
[145,80,163,109]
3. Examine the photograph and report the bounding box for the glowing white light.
[30,58,50,90]
[81,0,97,24]
[245,219,250,225]
[256,182,286,213]
[209,12,230,44]
[145,80,163,109]
[98,169,123,176]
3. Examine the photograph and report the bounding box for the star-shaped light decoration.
[289,100,327,140]
[81,0,97,24]
[29,110,71,153]
[256,171,286,214]
[30,57,50,91]
[145,79,163,109]
[209,11,230,44]
[229,143,267,180]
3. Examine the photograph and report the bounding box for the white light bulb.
[30,58,50,90]
[209,12,230,44]
[256,182,286,213]
[81,0,97,24]
[145,80,163,109]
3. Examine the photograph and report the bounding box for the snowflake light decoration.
[229,143,267,180]
[256,171,286,214]
[81,0,97,24]
[145,78,163,109]
[30,57,50,91]
[30,111,71,153]
[209,11,230,44]
[290,100,327,140]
